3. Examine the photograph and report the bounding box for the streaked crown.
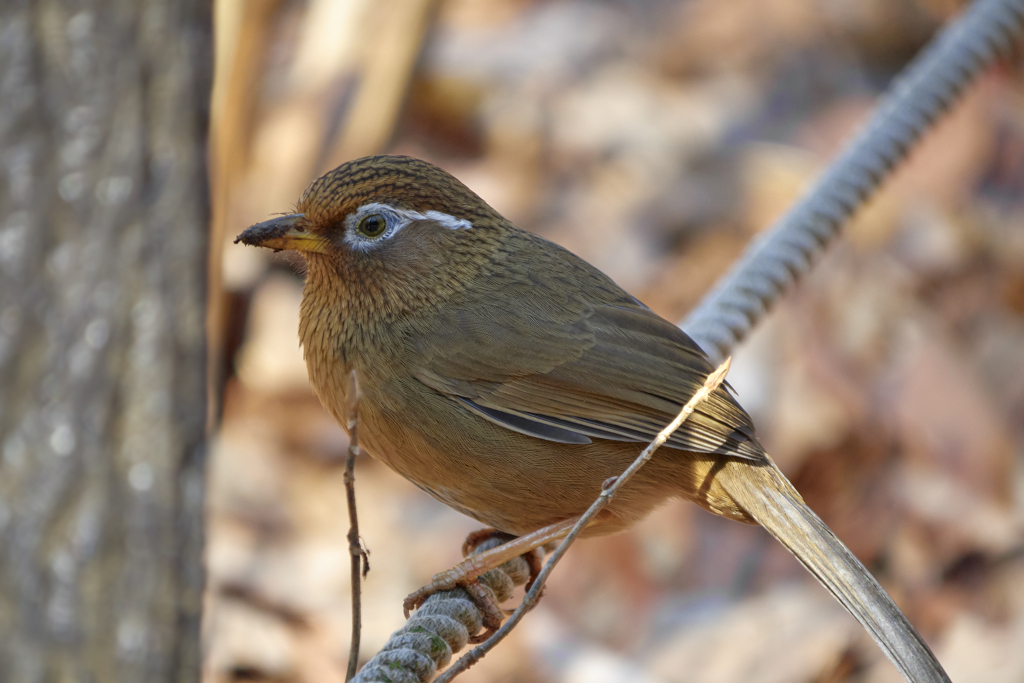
[298,155,504,230]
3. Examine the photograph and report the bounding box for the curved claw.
[402,592,424,620]
[403,527,553,643]
[403,572,506,642]
[463,581,505,642]
[403,566,464,619]
[522,548,544,593]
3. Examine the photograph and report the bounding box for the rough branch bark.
[0,1,212,681]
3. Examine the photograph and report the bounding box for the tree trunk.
[0,1,212,681]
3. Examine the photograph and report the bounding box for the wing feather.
[409,257,764,462]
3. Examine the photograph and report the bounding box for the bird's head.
[236,154,506,264]
[235,155,516,328]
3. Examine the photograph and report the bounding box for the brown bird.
[236,155,949,683]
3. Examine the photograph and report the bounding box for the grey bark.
[0,1,212,681]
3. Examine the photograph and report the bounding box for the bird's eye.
[356,214,388,238]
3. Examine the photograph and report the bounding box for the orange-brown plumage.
[236,155,949,682]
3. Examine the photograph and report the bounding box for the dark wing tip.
[458,398,593,445]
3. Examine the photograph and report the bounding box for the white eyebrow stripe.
[390,207,472,231]
[344,203,473,250]
[354,202,473,231]
[420,209,472,230]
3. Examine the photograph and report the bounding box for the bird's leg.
[460,528,511,557]
[520,543,545,592]
[455,528,544,642]
[402,517,577,635]
[460,528,519,640]
[462,528,546,592]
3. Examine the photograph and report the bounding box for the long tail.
[716,457,950,683]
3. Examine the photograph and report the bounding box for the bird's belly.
[353,380,686,536]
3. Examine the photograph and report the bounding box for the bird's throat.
[296,252,454,417]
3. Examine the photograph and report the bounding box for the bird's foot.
[461,527,512,557]
[403,528,548,643]
[462,529,545,593]
[402,556,507,642]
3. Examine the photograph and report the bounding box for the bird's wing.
[410,298,765,461]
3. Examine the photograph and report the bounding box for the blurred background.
[204,1,1024,681]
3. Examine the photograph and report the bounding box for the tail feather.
[717,459,950,683]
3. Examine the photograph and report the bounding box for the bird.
[235,154,949,683]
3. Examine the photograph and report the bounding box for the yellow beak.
[234,213,327,253]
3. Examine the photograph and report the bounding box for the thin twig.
[345,371,367,681]
[434,358,732,682]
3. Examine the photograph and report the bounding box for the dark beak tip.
[234,230,259,247]
[236,219,286,247]
[233,213,307,249]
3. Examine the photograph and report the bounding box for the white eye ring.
[343,202,473,250]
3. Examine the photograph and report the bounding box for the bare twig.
[345,371,367,681]
[434,358,732,682]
